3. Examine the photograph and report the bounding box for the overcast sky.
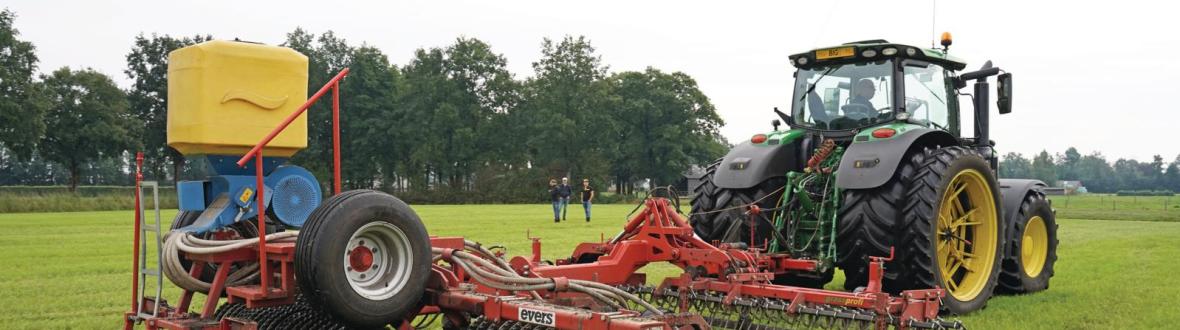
[6,1,1179,161]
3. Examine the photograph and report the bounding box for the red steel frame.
[233,68,349,301]
[424,198,946,330]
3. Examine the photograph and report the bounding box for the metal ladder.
[136,181,164,319]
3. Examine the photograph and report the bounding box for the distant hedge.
[1115,190,1175,196]
[0,186,177,213]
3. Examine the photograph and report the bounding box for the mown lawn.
[1,203,1178,329]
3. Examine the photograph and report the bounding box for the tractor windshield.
[791,60,894,130]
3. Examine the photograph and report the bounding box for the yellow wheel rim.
[1021,216,1049,278]
[936,169,999,301]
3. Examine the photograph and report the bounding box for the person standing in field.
[558,177,573,221]
[548,178,561,223]
[581,178,595,222]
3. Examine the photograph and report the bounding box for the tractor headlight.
[861,49,877,58]
[796,57,809,65]
[882,47,898,56]
[906,47,917,56]
[896,112,911,121]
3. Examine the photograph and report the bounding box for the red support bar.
[233,69,349,302]
[332,81,341,195]
[130,152,144,316]
[256,155,269,294]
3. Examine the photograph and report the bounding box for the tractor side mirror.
[773,107,794,127]
[996,73,1013,114]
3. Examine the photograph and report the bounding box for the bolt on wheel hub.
[349,242,375,273]
[344,221,413,300]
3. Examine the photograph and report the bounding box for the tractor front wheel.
[998,191,1058,293]
[896,146,1005,314]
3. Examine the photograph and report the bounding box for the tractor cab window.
[791,60,894,130]
[902,61,951,130]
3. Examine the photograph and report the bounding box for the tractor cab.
[784,40,967,134]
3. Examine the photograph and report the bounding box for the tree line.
[999,147,1180,193]
[4,8,1175,199]
[0,9,726,202]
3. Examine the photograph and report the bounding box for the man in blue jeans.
[548,178,561,222]
[557,177,573,221]
[580,178,595,222]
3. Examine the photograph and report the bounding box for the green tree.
[396,37,523,192]
[124,33,211,183]
[521,36,612,180]
[0,9,47,160]
[1164,154,1180,192]
[606,68,726,189]
[1031,150,1057,186]
[1074,152,1115,192]
[999,152,1032,179]
[338,45,399,189]
[39,68,140,191]
[1057,147,1081,180]
[282,29,354,188]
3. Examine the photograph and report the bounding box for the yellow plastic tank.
[167,40,309,158]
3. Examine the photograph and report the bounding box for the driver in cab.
[844,79,878,118]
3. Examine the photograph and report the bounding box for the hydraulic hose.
[162,231,298,293]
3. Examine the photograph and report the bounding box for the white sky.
[7,0,1180,161]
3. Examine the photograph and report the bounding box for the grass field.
[1,202,1179,329]
[1050,194,1180,222]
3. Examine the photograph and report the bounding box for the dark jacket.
[557,184,573,198]
[549,185,561,202]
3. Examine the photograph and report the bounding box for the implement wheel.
[296,190,431,329]
[897,146,1004,314]
[998,192,1058,293]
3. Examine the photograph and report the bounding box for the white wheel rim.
[344,221,413,300]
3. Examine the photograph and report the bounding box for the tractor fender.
[712,141,799,189]
[997,179,1048,223]
[836,128,958,190]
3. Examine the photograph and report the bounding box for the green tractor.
[690,36,1058,314]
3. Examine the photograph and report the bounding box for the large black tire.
[997,192,1058,293]
[689,160,783,246]
[835,151,923,291]
[896,146,1005,314]
[295,190,432,329]
[691,160,832,288]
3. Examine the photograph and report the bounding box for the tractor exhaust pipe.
[958,61,1002,165]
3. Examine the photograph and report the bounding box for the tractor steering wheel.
[841,103,877,120]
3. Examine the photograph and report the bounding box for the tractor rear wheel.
[896,146,1004,314]
[690,161,828,286]
[998,192,1058,293]
[689,160,783,246]
[834,151,923,291]
[295,190,432,329]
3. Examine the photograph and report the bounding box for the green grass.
[1,204,1178,329]
[1049,194,1180,222]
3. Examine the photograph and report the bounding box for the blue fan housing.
[265,165,321,228]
